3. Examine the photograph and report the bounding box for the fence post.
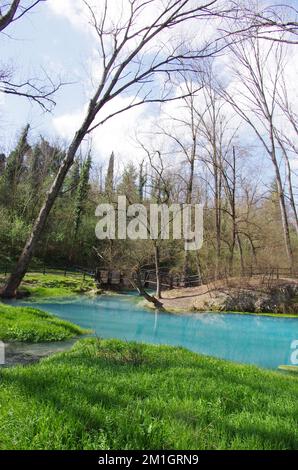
[43,264,46,275]
[5,265,7,276]
[64,267,67,277]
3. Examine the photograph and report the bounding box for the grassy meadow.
[0,339,297,450]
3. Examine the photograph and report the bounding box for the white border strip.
[0,341,5,365]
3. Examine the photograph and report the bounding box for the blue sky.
[0,0,160,165]
[0,0,297,181]
[0,1,92,150]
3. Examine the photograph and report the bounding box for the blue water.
[9,294,298,370]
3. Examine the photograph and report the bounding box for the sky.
[0,0,170,163]
[0,0,93,149]
[0,0,298,181]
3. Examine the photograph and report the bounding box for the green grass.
[0,272,98,299]
[0,338,297,450]
[0,303,89,342]
[19,273,98,299]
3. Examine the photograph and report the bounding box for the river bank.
[154,276,298,316]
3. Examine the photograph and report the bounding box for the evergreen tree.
[29,145,41,192]
[5,124,30,188]
[73,152,92,238]
[2,125,30,210]
[138,161,147,202]
[66,159,80,196]
[117,163,139,202]
[0,153,6,176]
[39,137,64,177]
[105,152,114,195]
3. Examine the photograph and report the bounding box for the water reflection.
[8,295,298,370]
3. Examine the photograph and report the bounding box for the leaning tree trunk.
[0,125,90,298]
[132,269,164,310]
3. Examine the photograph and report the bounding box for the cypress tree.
[3,125,30,210]
[73,152,92,238]
[5,124,30,188]
[105,152,114,195]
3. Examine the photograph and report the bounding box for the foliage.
[19,273,97,299]
[0,338,297,449]
[0,303,88,342]
[105,152,114,195]
[73,152,92,239]
[0,111,297,280]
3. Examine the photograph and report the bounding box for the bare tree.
[188,67,238,278]
[180,83,201,283]
[274,77,298,236]
[194,75,225,277]
[1,0,231,298]
[153,70,240,280]
[155,79,203,283]
[139,144,173,299]
[0,0,62,110]
[1,0,35,32]
[227,1,298,45]
[221,33,294,269]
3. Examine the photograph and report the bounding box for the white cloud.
[48,0,298,181]
[47,0,89,32]
[52,94,153,163]
[47,0,220,57]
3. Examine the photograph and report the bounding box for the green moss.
[20,273,97,299]
[0,338,297,449]
[0,302,89,342]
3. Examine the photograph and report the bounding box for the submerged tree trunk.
[132,269,164,310]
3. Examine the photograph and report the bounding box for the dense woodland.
[0,1,297,296]
[0,111,297,281]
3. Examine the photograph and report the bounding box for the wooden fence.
[95,268,202,290]
[1,264,297,291]
[0,265,95,280]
